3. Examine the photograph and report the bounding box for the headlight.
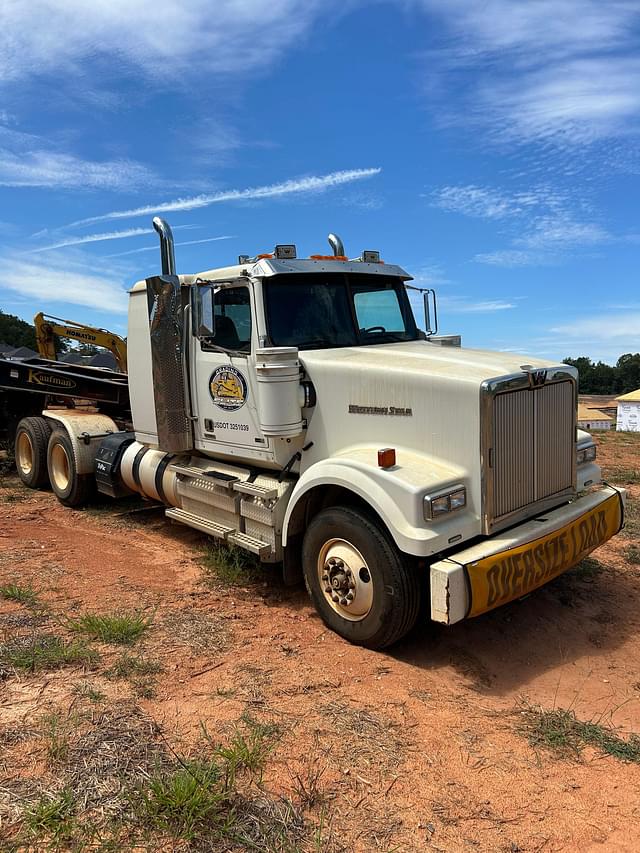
[576,444,597,465]
[424,485,467,521]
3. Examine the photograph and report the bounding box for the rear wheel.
[302,505,421,649]
[47,430,95,507]
[15,417,52,488]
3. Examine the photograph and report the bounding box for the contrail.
[30,223,200,253]
[68,168,382,227]
[107,235,236,258]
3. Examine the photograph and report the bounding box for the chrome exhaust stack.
[152,216,176,276]
[328,233,345,257]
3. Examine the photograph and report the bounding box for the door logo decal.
[209,366,248,411]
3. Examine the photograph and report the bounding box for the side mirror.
[423,289,438,337]
[191,283,215,339]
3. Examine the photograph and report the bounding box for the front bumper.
[430,485,626,624]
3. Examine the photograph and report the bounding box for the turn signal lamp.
[424,485,467,521]
[378,448,396,469]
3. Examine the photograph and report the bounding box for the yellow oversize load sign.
[467,492,623,617]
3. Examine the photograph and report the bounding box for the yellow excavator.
[34,312,128,373]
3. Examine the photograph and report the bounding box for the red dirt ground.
[1,431,639,851]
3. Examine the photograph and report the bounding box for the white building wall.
[617,402,640,432]
[577,419,612,431]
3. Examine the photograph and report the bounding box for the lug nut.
[332,593,339,602]
[339,597,348,606]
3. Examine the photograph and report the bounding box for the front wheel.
[302,506,421,649]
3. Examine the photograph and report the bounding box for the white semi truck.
[12,218,626,648]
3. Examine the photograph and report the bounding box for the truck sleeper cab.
[14,219,626,649]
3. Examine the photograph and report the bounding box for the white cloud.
[0,0,325,85]
[432,182,612,265]
[420,1,640,148]
[551,314,640,342]
[474,249,548,268]
[441,297,515,314]
[0,123,157,190]
[431,185,541,220]
[410,264,450,286]
[0,147,157,191]
[479,57,640,146]
[69,168,382,226]
[517,212,610,249]
[1,258,129,314]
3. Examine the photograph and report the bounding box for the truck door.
[190,281,265,454]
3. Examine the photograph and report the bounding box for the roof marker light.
[310,254,348,261]
[274,244,297,259]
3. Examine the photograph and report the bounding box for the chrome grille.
[491,380,574,522]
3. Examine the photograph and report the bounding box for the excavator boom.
[34,312,127,372]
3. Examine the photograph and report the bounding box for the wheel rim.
[50,442,71,492]
[317,538,374,622]
[16,432,34,476]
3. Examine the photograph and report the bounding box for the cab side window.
[197,285,252,353]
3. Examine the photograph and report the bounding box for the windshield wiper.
[299,338,336,349]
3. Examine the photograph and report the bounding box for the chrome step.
[172,465,239,488]
[233,481,278,500]
[166,507,235,539]
[227,531,271,557]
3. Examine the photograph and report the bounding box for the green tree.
[616,353,640,394]
[0,309,38,350]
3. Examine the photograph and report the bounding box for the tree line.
[563,354,640,395]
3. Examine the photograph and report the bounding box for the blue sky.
[1,0,638,364]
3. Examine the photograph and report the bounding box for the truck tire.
[302,505,421,649]
[15,417,52,489]
[47,429,95,507]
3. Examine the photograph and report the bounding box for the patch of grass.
[23,790,76,840]
[40,712,77,765]
[0,582,40,607]
[625,544,640,565]
[66,610,153,645]
[105,654,164,700]
[200,541,262,587]
[623,495,640,537]
[72,681,106,703]
[106,653,164,679]
[574,556,605,580]
[214,715,280,777]
[607,467,640,485]
[0,634,98,673]
[131,759,231,841]
[519,704,640,762]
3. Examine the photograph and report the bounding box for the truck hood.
[298,340,553,386]
[297,341,567,513]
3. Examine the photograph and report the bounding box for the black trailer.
[0,355,130,443]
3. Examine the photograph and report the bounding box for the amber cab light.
[378,448,396,469]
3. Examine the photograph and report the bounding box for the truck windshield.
[264,273,419,350]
